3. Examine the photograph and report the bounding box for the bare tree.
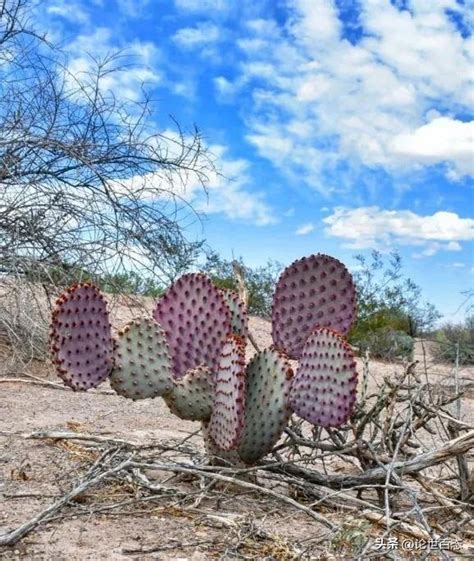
[0,0,213,367]
[0,0,211,285]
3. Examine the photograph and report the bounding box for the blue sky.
[39,0,473,322]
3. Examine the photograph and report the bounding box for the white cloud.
[173,23,222,48]
[214,76,238,100]
[196,145,276,225]
[295,223,314,235]
[47,1,90,24]
[324,207,474,254]
[174,0,229,12]
[231,2,473,184]
[170,79,196,99]
[414,241,461,258]
[112,138,275,226]
[391,117,474,176]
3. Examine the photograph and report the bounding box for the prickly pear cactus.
[153,273,232,378]
[49,252,360,466]
[109,319,173,400]
[272,254,356,359]
[238,347,294,464]
[289,327,358,427]
[164,365,214,422]
[49,283,114,390]
[220,289,249,338]
[202,425,246,467]
[207,334,246,451]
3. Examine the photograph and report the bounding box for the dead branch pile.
[0,359,472,559]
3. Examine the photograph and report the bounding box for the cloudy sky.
[39,0,473,321]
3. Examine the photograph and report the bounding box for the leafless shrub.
[0,0,214,369]
[0,278,50,374]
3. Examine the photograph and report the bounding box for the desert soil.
[0,309,473,560]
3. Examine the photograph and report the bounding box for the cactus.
[289,327,358,427]
[109,319,173,400]
[153,273,232,378]
[202,425,246,467]
[272,254,356,359]
[49,253,359,466]
[238,347,293,464]
[49,283,114,390]
[220,289,249,338]
[207,334,246,451]
[164,365,214,421]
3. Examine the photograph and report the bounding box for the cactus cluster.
[49,253,358,465]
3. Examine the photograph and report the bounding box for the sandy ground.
[0,311,473,560]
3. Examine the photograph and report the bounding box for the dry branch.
[447,423,472,501]
[268,430,474,488]
[22,430,171,449]
[128,461,336,530]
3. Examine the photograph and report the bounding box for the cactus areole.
[49,254,358,465]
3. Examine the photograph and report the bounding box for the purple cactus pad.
[272,254,356,359]
[289,327,358,427]
[153,273,232,378]
[49,283,114,390]
[208,335,247,451]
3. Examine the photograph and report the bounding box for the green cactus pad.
[238,348,294,464]
[109,319,173,400]
[289,327,358,427]
[49,283,114,390]
[220,289,249,338]
[272,254,356,359]
[208,335,247,451]
[164,365,214,421]
[153,273,232,378]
